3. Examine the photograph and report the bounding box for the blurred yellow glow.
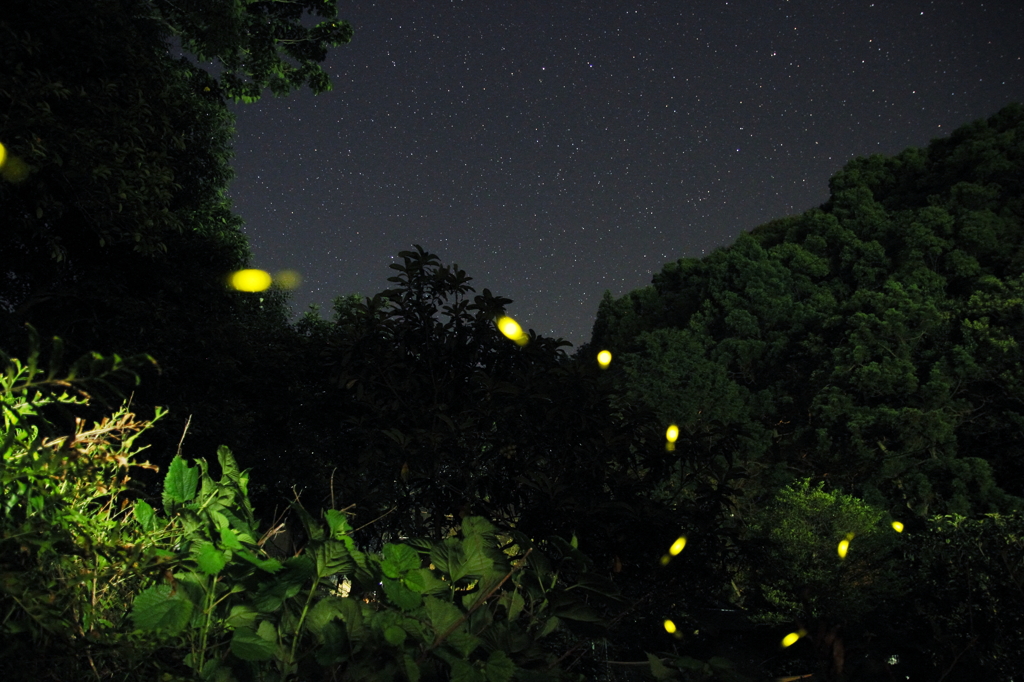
[666,425,679,442]
[838,539,850,559]
[597,350,612,368]
[659,554,671,566]
[781,631,803,648]
[892,521,904,533]
[663,619,677,634]
[496,316,528,346]
[669,536,687,556]
[274,269,302,290]
[230,269,272,292]
[0,141,29,183]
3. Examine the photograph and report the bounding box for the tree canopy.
[591,103,1024,518]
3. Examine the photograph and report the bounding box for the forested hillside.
[592,103,1024,518]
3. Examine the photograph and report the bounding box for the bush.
[1,342,615,680]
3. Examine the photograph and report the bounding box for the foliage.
[266,247,657,553]
[0,338,165,679]
[893,512,1024,681]
[0,343,614,680]
[742,480,904,626]
[150,0,354,102]
[591,103,1024,517]
[0,0,330,485]
[133,447,615,680]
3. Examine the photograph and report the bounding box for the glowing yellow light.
[781,630,804,648]
[0,143,29,183]
[892,521,904,533]
[496,316,528,346]
[665,424,679,451]
[274,269,302,290]
[230,269,272,292]
[838,539,850,559]
[597,349,612,368]
[669,536,687,556]
[659,554,671,566]
[663,619,677,634]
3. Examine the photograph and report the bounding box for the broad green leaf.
[134,499,157,532]
[195,541,228,575]
[325,508,353,539]
[485,650,515,682]
[431,538,491,583]
[219,526,243,550]
[315,621,350,666]
[461,516,496,540]
[226,604,259,629]
[402,653,421,682]
[253,571,305,612]
[216,445,241,483]
[647,653,676,680]
[130,584,194,634]
[236,547,283,573]
[446,628,481,659]
[335,595,366,641]
[415,567,451,595]
[538,616,560,638]
[450,658,484,682]
[505,591,525,622]
[402,567,427,594]
[424,596,463,635]
[384,624,407,646]
[382,577,422,611]
[162,455,198,508]
[382,543,421,578]
[314,539,354,577]
[306,597,344,638]
[231,626,276,661]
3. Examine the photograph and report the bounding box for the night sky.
[227,0,1023,346]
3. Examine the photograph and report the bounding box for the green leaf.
[538,616,560,638]
[236,547,283,573]
[162,455,198,508]
[382,543,421,578]
[226,604,259,630]
[424,596,463,635]
[647,653,677,680]
[415,567,451,595]
[325,508,353,538]
[306,597,344,638]
[253,570,305,612]
[431,537,491,583]
[134,499,157,532]
[219,526,243,550]
[402,654,421,682]
[461,516,496,540]
[485,650,515,682]
[195,541,229,575]
[130,584,194,634]
[384,624,407,646]
[314,539,354,577]
[450,658,484,682]
[231,626,277,661]
[382,577,422,611]
[216,445,241,483]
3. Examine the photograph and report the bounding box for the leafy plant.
[130,448,618,681]
[0,337,165,679]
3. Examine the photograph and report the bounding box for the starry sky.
[227,0,1023,346]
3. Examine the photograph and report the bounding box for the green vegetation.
[2,0,1023,679]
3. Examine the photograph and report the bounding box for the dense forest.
[1,1,1022,681]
